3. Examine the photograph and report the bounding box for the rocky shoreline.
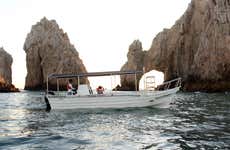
[0,81,19,93]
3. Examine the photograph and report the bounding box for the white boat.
[44,71,181,110]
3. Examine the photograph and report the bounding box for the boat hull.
[46,87,180,110]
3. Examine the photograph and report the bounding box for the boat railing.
[155,77,181,91]
[144,76,156,90]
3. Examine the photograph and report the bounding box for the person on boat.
[96,85,104,94]
[67,79,76,95]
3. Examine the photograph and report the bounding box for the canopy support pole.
[114,75,117,92]
[110,74,113,91]
[135,73,137,91]
[78,76,80,87]
[57,79,59,92]
[46,76,49,93]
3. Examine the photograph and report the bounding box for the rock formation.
[0,47,12,84]
[24,17,88,90]
[121,0,230,92]
[0,47,19,92]
[119,40,145,90]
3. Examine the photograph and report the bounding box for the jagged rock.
[144,0,211,81]
[121,0,230,92]
[24,17,88,90]
[0,47,12,84]
[0,48,19,92]
[120,40,145,90]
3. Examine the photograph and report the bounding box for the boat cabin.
[77,84,93,95]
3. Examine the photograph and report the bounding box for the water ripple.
[0,92,230,149]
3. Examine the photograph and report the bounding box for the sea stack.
[0,47,19,92]
[119,40,145,90]
[24,17,88,90]
[121,0,230,92]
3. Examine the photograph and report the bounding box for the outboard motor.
[44,96,51,112]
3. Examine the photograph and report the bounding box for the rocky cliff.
[119,40,145,90]
[24,17,88,90]
[122,0,230,92]
[0,47,19,92]
[0,47,12,84]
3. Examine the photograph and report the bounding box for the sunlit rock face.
[0,47,12,84]
[0,47,19,92]
[144,0,230,92]
[120,40,145,90]
[0,76,19,92]
[24,17,88,90]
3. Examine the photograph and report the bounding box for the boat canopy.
[48,70,143,79]
[46,70,143,93]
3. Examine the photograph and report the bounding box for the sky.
[0,0,191,89]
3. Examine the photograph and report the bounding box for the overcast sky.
[0,0,191,89]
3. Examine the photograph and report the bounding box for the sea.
[0,91,229,150]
